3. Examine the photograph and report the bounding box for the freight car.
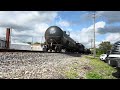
[44,26,85,53]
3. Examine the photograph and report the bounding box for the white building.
[31,44,43,51]
[10,43,31,50]
[0,38,6,49]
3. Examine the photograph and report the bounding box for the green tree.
[34,42,40,44]
[26,42,32,44]
[98,41,112,54]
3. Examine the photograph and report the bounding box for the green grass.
[85,56,117,79]
[64,69,79,79]
[64,62,80,79]
[86,71,103,79]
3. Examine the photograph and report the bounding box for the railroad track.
[0,49,68,53]
[0,49,84,58]
[0,49,64,53]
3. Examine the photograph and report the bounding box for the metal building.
[0,38,6,49]
[10,43,31,50]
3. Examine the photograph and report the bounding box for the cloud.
[104,33,120,44]
[55,19,106,48]
[0,11,58,25]
[96,11,120,24]
[81,11,120,35]
[55,21,106,48]
[79,21,105,43]
[57,20,70,27]
[56,15,71,27]
[34,23,49,34]
[0,11,58,43]
[97,26,120,34]
[66,21,106,48]
[85,41,101,48]
[10,23,49,43]
[0,27,6,38]
[1,11,119,49]
[89,11,120,35]
[0,23,32,31]
[79,11,120,42]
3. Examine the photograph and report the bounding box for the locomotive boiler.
[44,26,85,53]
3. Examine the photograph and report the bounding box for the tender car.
[100,54,107,61]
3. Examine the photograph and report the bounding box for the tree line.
[91,41,112,56]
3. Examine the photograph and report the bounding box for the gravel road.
[0,52,91,79]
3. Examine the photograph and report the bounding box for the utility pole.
[31,36,34,51]
[41,36,43,44]
[32,37,33,44]
[91,39,93,48]
[93,12,96,58]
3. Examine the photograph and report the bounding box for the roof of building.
[11,42,30,45]
[0,37,6,41]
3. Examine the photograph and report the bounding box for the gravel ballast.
[0,52,90,79]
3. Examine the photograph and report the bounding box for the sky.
[0,11,120,48]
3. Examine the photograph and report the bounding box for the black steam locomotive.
[44,26,86,53]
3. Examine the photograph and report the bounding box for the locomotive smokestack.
[6,28,11,49]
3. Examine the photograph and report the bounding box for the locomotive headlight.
[50,28,56,34]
